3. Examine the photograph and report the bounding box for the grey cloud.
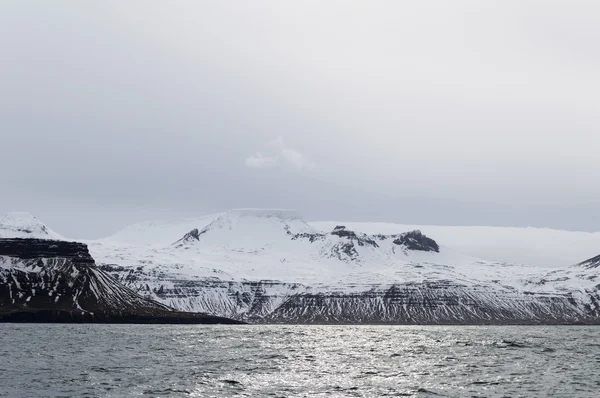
[0,1,599,238]
[246,137,315,171]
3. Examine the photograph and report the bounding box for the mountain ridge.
[2,209,600,324]
[99,211,600,267]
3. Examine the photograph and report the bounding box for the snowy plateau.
[2,209,600,324]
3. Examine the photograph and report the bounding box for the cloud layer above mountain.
[1,1,599,237]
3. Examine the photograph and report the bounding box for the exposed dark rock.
[338,243,359,260]
[291,227,380,261]
[330,227,379,248]
[371,234,389,241]
[0,238,94,264]
[331,226,357,239]
[291,232,326,243]
[392,230,439,252]
[185,228,201,241]
[579,254,600,269]
[173,228,205,246]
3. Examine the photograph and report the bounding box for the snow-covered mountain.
[60,208,600,324]
[3,209,599,324]
[0,212,64,240]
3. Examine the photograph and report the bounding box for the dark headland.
[0,238,244,324]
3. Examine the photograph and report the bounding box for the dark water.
[1,325,599,397]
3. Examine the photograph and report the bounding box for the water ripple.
[1,324,599,397]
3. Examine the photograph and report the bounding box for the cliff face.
[0,239,242,324]
[106,275,595,325]
[0,238,94,262]
[259,284,589,325]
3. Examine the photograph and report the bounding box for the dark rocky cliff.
[0,238,95,262]
[392,230,440,252]
[579,254,600,269]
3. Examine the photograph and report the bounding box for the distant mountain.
[0,212,64,240]
[77,208,600,324]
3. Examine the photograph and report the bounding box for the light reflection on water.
[1,324,599,397]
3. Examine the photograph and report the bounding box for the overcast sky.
[1,1,599,238]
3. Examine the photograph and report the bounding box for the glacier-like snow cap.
[0,211,64,240]
[176,208,316,249]
[107,209,311,247]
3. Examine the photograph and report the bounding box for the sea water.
[1,324,598,397]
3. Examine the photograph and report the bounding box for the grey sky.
[1,1,599,238]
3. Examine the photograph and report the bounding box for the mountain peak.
[2,211,39,223]
[172,209,314,248]
[0,212,64,240]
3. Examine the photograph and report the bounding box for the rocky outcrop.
[579,254,600,269]
[330,226,379,248]
[292,227,439,260]
[173,228,203,247]
[291,226,384,261]
[391,230,439,252]
[0,239,243,324]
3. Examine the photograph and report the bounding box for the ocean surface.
[1,325,599,397]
